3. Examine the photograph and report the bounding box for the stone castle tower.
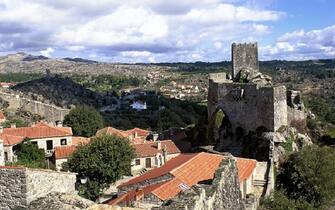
[232,43,259,81]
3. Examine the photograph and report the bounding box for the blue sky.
[0,0,334,62]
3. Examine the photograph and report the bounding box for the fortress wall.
[273,86,288,131]
[0,92,70,123]
[208,82,277,132]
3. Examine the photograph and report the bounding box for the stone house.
[96,127,151,144]
[53,136,91,170]
[106,152,259,208]
[0,122,73,162]
[131,140,181,175]
[0,166,76,210]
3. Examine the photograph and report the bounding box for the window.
[4,152,8,161]
[46,140,53,150]
[31,141,37,145]
[60,139,67,146]
[145,158,151,168]
[135,159,141,165]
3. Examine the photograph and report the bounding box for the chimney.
[153,133,159,142]
[157,140,162,150]
[56,121,63,127]
[162,145,168,164]
[0,126,3,133]
[10,123,16,128]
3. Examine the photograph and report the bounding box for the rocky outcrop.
[155,158,244,210]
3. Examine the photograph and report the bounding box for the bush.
[63,105,105,137]
[65,134,135,200]
[13,140,47,168]
[277,146,335,208]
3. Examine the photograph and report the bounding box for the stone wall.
[0,140,4,165]
[0,166,27,210]
[0,91,70,123]
[208,81,288,133]
[232,43,259,80]
[26,168,77,204]
[155,158,245,210]
[0,166,76,210]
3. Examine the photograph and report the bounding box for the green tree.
[278,146,335,208]
[65,134,136,200]
[63,105,105,137]
[15,140,46,168]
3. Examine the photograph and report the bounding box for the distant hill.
[0,53,170,76]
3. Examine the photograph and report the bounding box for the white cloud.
[261,24,335,60]
[40,47,54,57]
[0,0,285,62]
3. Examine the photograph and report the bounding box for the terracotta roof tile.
[54,145,77,159]
[117,153,258,203]
[236,158,257,182]
[119,153,197,188]
[96,127,150,142]
[3,125,72,139]
[133,140,181,158]
[0,112,5,120]
[72,136,90,146]
[1,133,26,146]
[107,182,165,206]
[124,128,150,137]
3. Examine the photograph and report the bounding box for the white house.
[0,122,73,163]
[0,139,4,166]
[130,101,147,110]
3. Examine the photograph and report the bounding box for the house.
[130,101,147,110]
[0,139,4,166]
[131,140,181,175]
[0,112,6,123]
[107,152,258,208]
[0,122,73,162]
[96,127,150,144]
[53,136,90,170]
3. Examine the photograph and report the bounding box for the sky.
[0,0,334,62]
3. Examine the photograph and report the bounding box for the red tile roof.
[236,158,257,182]
[2,123,72,140]
[124,128,150,138]
[119,153,198,188]
[1,133,26,146]
[96,127,150,143]
[115,153,258,204]
[0,112,5,120]
[72,136,90,146]
[54,145,77,159]
[133,140,181,158]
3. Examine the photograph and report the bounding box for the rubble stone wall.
[0,167,27,210]
[0,91,69,122]
[0,167,76,210]
[155,158,245,210]
[26,168,77,204]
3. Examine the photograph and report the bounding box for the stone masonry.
[0,166,76,210]
[232,43,259,80]
[207,43,305,151]
[0,91,70,123]
[155,157,245,210]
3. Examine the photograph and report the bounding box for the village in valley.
[1,41,333,210]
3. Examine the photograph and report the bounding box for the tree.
[65,134,136,200]
[63,105,105,137]
[15,140,46,168]
[277,146,335,208]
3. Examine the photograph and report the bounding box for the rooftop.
[112,152,257,205]
[133,140,180,158]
